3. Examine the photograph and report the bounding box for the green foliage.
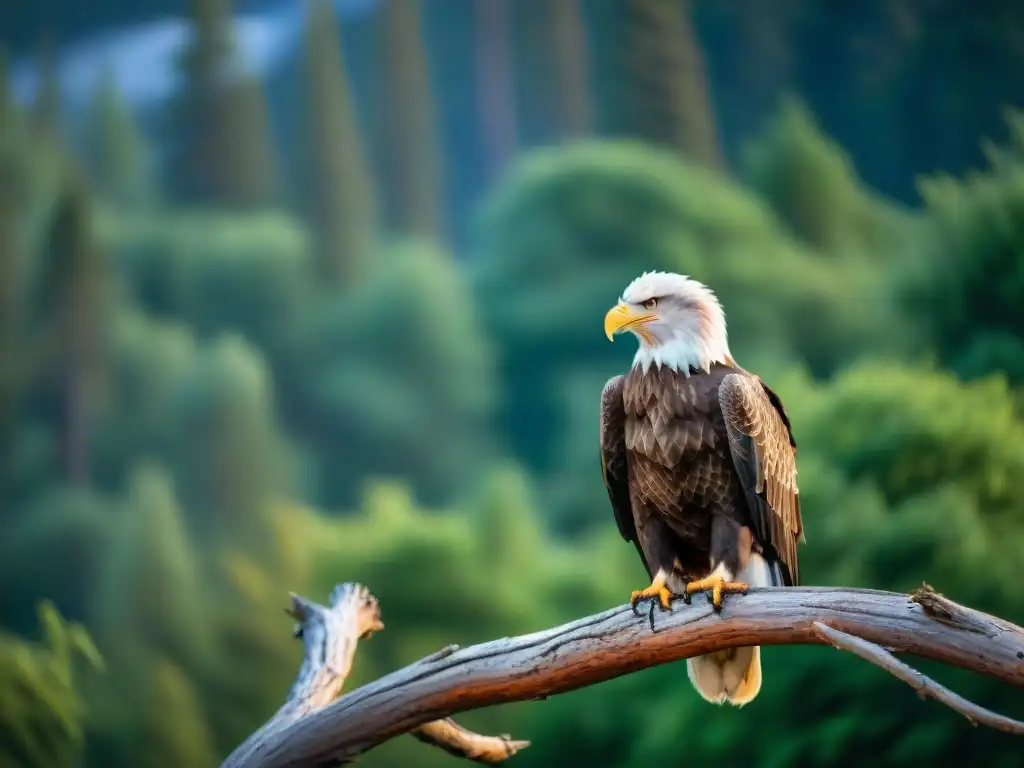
[743,98,919,257]
[90,464,211,666]
[112,211,313,350]
[87,650,220,768]
[0,48,13,129]
[168,334,294,559]
[896,109,1024,383]
[31,42,61,138]
[594,0,724,168]
[91,307,198,486]
[796,362,1024,520]
[0,485,118,629]
[300,0,376,285]
[167,0,280,208]
[0,602,103,768]
[374,0,445,239]
[287,240,497,507]
[133,655,219,768]
[84,69,153,209]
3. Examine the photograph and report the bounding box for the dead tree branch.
[222,584,527,767]
[224,582,1024,768]
[813,621,1024,735]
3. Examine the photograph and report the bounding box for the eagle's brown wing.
[600,375,649,575]
[719,372,803,586]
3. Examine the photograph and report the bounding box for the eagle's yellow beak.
[604,303,656,341]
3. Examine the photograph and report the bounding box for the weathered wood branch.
[225,582,1024,768]
[222,584,528,768]
[813,621,1024,735]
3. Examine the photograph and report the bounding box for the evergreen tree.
[475,0,518,184]
[168,0,280,209]
[169,335,291,558]
[90,464,209,666]
[38,175,110,484]
[596,0,724,170]
[514,0,591,143]
[694,0,800,154]
[743,99,881,254]
[0,165,21,493]
[374,0,445,239]
[0,48,14,131]
[85,68,151,208]
[300,0,376,286]
[31,40,61,138]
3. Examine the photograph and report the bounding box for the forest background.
[2,1,1024,766]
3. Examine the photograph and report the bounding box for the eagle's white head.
[604,271,734,374]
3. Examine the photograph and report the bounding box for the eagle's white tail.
[687,645,762,706]
[685,553,779,706]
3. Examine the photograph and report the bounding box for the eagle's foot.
[630,580,677,631]
[626,573,675,618]
[684,575,749,612]
[630,583,674,614]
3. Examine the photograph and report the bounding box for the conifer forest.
[2,1,1024,766]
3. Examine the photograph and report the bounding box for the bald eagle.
[600,271,804,706]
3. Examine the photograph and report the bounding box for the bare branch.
[226,584,1024,768]
[412,719,530,764]
[222,583,523,768]
[813,621,1024,735]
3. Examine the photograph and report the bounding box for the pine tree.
[598,0,724,170]
[0,48,14,131]
[475,0,518,184]
[39,175,110,484]
[0,151,18,478]
[515,0,591,143]
[301,0,376,286]
[168,0,280,208]
[91,463,209,664]
[32,41,61,139]
[374,0,445,239]
[85,68,151,208]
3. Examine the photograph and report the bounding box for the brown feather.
[599,376,649,575]
[600,362,803,588]
[719,372,803,584]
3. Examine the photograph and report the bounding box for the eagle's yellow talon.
[630,584,674,611]
[684,575,749,610]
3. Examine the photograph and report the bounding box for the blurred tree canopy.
[895,109,1024,384]
[3,2,1024,767]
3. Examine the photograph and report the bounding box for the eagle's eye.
[642,298,658,310]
